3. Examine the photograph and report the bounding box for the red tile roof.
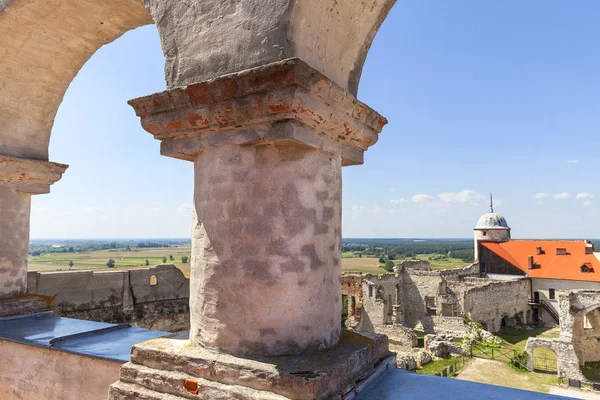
[481,240,600,282]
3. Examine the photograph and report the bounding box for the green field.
[28,247,193,277]
[29,247,470,277]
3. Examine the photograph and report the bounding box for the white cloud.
[178,203,194,213]
[351,205,366,211]
[584,201,593,208]
[576,193,594,200]
[390,198,409,205]
[438,190,484,204]
[567,160,579,164]
[553,192,570,200]
[532,193,548,200]
[412,194,434,204]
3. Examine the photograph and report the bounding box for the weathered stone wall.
[431,316,467,332]
[358,273,399,330]
[398,260,430,271]
[577,307,600,364]
[0,187,31,298]
[401,270,445,330]
[524,291,600,382]
[342,273,364,321]
[525,337,583,381]
[345,264,528,336]
[462,278,531,332]
[189,138,343,356]
[26,264,189,331]
[0,338,122,400]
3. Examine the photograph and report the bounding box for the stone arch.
[524,338,561,371]
[530,346,558,374]
[0,0,153,160]
[524,337,585,381]
[1,0,398,162]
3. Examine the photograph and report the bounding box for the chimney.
[556,248,567,256]
[528,256,534,270]
[536,247,542,255]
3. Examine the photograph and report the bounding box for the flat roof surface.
[0,313,169,362]
[355,368,573,400]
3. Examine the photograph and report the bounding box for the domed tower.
[474,193,510,260]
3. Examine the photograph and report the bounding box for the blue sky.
[31,1,600,239]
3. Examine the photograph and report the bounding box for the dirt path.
[456,358,556,393]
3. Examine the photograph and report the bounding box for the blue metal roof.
[0,313,169,362]
[355,368,572,400]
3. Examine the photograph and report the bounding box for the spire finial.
[490,192,494,213]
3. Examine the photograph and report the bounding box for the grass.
[28,247,193,277]
[457,358,559,393]
[414,254,471,271]
[495,326,559,367]
[581,362,600,382]
[416,356,469,376]
[497,326,560,350]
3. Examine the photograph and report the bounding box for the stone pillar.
[129,58,386,357]
[110,59,391,400]
[0,155,68,298]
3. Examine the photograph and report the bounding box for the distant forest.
[342,238,476,263]
[28,239,191,256]
[29,238,600,261]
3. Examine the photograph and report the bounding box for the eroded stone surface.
[188,135,343,356]
[108,331,393,400]
[128,58,387,166]
[0,155,68,194]
[524,290,600,382]
[0,187,32,298]
[0,295,49,317]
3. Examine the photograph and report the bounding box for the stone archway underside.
[0,0,397,161]
[0,0,153,160]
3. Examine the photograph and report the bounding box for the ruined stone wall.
[26,264,189,331]
[578,308,600,364]
[401,270,444,331]
[357,273,399,331]
[398,260,430,271]
[430,316,467,332]
[342,273,364,321]
[438,263,479,280]
[346,264,527,336]
[462,278,531,332]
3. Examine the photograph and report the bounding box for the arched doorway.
[532,346,558,374]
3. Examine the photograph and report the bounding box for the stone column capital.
[0,155,68,194]
[129,58,387,166]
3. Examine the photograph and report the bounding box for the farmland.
[28,246,468,277]
[28,246,193,277]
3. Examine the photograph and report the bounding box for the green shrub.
[509,351,529,371]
